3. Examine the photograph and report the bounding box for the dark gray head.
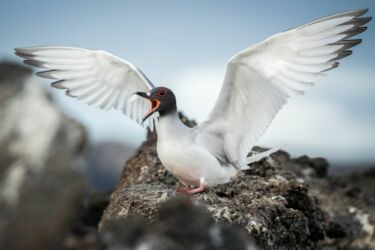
[135,87,177,123]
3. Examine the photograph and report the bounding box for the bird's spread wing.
[15,46,158,131]
[197,9,371,168]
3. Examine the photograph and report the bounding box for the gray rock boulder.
[0,62,87,250]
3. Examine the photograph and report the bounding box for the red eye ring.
[157,89,167,97]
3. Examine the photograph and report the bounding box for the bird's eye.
[157,89,167,97]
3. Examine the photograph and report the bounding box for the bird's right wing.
[197,9,371,168]
[15,46,159,131]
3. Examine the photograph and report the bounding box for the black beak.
[135,92,161,123]
[135,92,149,99]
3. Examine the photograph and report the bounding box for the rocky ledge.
[99,117,375,249]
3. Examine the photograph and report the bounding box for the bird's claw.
[175,178,206,195]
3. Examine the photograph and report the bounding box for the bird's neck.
[157,111,189,141]
[158,101,177,117]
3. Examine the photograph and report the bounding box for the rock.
[80,191,112,228]
[0,62,87,250]
[100,197,257,250]
[102,175,328,249]
[284,155,329,180]
[63,192,256,250]
[305,168,375,249]
[280,151,375,249]
[100,121,330,249]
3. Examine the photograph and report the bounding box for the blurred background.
[0,0,374,190]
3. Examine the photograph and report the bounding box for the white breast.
[156,113,236,187]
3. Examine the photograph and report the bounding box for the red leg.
[175,178,206,194]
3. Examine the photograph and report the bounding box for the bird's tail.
[241,145,285,170]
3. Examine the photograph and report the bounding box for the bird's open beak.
[135,92,161,123]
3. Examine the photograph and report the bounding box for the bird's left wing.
[197,9,371,168]
[15,46,159,131]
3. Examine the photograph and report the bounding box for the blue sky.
[1,1,374,164]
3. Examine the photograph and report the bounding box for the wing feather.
[198,9,371,168]
[15,46,156,128]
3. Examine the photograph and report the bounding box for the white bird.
[15,9,371,194]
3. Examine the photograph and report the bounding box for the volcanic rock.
[100,128,329,249]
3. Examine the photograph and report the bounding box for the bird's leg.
[187,178,206,194]
[175,178,206,194]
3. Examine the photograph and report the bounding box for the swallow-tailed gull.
[15,9,371,193]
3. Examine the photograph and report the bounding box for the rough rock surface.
[0,62,87,250]
[62,192,257,250]
[100,126,324,249]
[100,115,375,249]
[285,157,375,249]
[99,197,257,250]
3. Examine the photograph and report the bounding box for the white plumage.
[15,9,371,193]
[15,47,159,131]
[198,8,371,169]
